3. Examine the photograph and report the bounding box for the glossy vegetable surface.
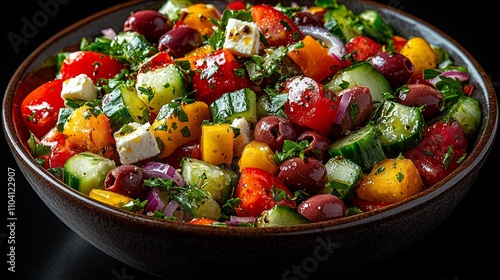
[18,0,482,227]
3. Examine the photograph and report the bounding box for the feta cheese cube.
[114,122,160,165]
[61,73,98,102]
[223,18,260,57]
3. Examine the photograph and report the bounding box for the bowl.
[2,0,498,279]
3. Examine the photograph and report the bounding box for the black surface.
[1,1,498,279]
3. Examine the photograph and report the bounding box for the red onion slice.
[144,187,165,213]
[101,28,117,40]
[225,216,256,226]
[298,25,346,60]
[427,69,470,87]
[143,161,185,187]
[334,91,352,125]
[163,200,179,217]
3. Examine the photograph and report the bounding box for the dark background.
[2,0,498,279]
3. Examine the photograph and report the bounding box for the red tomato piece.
[226,1,246,10]
[403,120,468,187]
[138,51,174,74]
[191,49,251,105]
[345,35,382,62]
[189,217,218,225]
[38,129,82,169]
[351,196,393,212]
[251,4,304,48]
[235,167,296,217]
[389,35,407,52]
[21,79,65,139]
[280,76,340,136]
[59,51,125,84]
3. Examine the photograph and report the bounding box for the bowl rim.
[2,0,498,236]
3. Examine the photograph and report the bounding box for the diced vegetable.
[63,151,116,195]
[200,123,235,166]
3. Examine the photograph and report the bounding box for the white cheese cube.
[61,73,98,102]
[114,122,160,165]
[223,18,260,57]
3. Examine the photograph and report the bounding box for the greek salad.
[21,0,482,227]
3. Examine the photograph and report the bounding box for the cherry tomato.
[251,4,303,48]
[21,79,65,139]
[280,76,340,136]
[235,167,296,217]
[345,35,382,62]
[59,51,125,84]
[403,120,468,187]
[351,196,393,212]
[191,49,251,105]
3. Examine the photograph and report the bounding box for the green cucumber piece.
[325,62,391,103]
[102,84,150,131]
[210,88,258,124]
[63,151,116,195]
[255,205,310,227]
[135,63,189,113]
[442,95,481,139]
[180,158,237,205]
[328,124,386,170]
[173,185,221,221]
[324,157,363,201]
[371,100,426,156]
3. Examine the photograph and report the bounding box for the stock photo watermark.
[7,0,70,54]
[281,235,340,280]
[6,168,17,273]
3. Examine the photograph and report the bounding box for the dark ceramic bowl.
[2,0,498,279]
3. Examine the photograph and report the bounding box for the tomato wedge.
[403,120,468,187]
[192,49,251,105]
[280,76,340,136]
[345,35,382,62]
[251,4,303,48]
[21,79,65,138]
[59,50,124,84]
[235,167,296,217]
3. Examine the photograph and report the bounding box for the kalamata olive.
[296,131,331,161]
[124,10,172,43]
[367,51,415,89]
[297,193,346,222]
[395,83,443,118]
[336,86,374,131]
[254,116,297,152]
[277,157,328,194]
[293,11,323,27]
[104,165,148,199]
[158,26,202,58]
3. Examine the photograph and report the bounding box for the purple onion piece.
[143,161,185,187]
[164,200,179,217]
[144,187,165,213]
[225,216,256,226]
[427,69,470,86]
[334,90,352,125]
[298,25,346,59]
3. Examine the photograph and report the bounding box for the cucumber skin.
[63,152,116,195]
[371,100,426,156]
[325,62,391,103]
[324,157,363,201]
[328,125,386,170]
[255,205,310,227]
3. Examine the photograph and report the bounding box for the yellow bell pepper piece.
[237,140,278,175]
[151,101,211,158]
[182,3,221,37]
[398,37,437,77]
[200,123,235,166]
[356,158,425,203]
[89,189,133,208]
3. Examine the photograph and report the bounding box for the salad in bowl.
[18,0,482,227]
